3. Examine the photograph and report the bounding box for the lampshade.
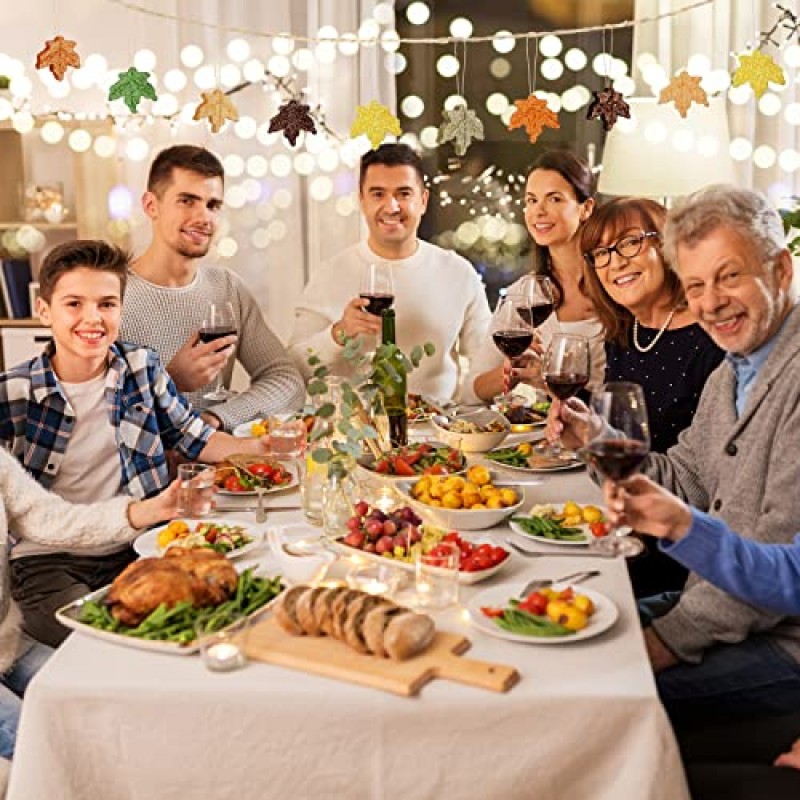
[598,96,734,199]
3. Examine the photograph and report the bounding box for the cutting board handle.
[433,652,519,693]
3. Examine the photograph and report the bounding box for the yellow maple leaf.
[731,49,785,98]
[35,35,81,81]
[658,71,709,117]
[193,89,239,133]
[350,101,402,150]
[508,94,560,144]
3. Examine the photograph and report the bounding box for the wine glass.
[511,274,555,329]
[543,333,590,457]
[200,301,237,401]
[491,294,536,403]
[359,263,395,317]
[581,382,650,557]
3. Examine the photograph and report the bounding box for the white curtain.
[634,0,800,203]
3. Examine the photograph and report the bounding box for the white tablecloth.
[8,461,689,800]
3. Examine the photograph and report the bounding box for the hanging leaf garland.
[35,35,81,81]
[658,71,709,117]
[350,101,402,150]
[586,87,631,131]
[193,88,239,133]
[269,99,317,146]
[507,94,560,144]
[108,67,157,113]
[731,49,786,98]
[438,105,484,156]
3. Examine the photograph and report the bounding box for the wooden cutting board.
[245,616,520,697]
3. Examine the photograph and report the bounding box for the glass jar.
[321,462,357,539]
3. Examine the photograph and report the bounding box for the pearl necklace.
[633,308,677,353]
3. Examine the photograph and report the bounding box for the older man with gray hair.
[550,184,800,736]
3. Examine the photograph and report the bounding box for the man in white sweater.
[120,145,305,431]
[289,143,494,404]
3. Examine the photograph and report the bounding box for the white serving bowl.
[430,408,510,453]
[394,480,524,531]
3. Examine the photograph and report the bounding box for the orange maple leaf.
[507,94,560,144]
[658,71,709,118]
[35,35,81,81]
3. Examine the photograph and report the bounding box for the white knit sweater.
[0,450,135,671]
[288,240,496,404]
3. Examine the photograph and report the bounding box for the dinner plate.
[134,519,265,559]
[55,580,282,655]
[326,535,511,585]
[485,444,583,473]
[508,504,607,547]
[216,468,298,497]
[233,420,261,438]
[466,584,618,644]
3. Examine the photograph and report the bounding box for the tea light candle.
[360,578,389,595]
[374,488,396,514]
[204,641,245,672]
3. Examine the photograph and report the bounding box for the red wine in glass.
[493,329,534,359]
[545,372,589,401]
[519,302,554,328]
[582,439,649,481]
[359,293,395,317]
[198,326,237,346]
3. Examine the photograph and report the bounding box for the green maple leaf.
[438,105,484,156]
[108,67,158,112]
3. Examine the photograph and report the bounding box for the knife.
[214,504,302,512]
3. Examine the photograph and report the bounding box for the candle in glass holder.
[204,641,245,672]
[347,564,400,596]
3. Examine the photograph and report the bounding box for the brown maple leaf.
[658,71,709,118]
[268,99,317,146]
[35,35,81,81]
[586,87,631,131]
[193,89,239,133]
[507,94,560,144]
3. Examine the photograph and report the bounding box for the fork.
[519,569,600,597]
[506,539,615,559]
[255,487,268,524]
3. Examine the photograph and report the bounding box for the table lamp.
[598,96,734,201]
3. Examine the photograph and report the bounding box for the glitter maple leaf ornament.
[507,94,560,144]
[269,99,317,146]
[35,35,81,81]
[193,88,239,133]
[108,67,157,113]
[438,105,484,156]
[658,71,709,117]
[731,49,786,98]
[350,101,402,150]
[587,87,631,131]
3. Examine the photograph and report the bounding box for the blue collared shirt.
[0,341,214,499]
[725,320,786,416]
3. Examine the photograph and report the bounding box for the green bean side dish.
[78,570,283,646]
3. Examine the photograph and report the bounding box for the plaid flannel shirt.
[0,341,214,499]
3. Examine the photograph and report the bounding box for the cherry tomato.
[375,459,390,474]
[590,521,611,538]
[443,531,461,544]
[224,475,245,492]
[249,463,276,479]
[481,606,504,618]
[520,592,548,616]
[423,464,448,475]
[392,457,416,477]
[490,547,508,564]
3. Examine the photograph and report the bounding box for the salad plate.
[509,503,609,547]
[466,584,618,645]
[134,519,265,559]
[215,461,297,496]
[486,443,583,473]
[356,441,466,482]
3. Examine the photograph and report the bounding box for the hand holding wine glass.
[491,294,537,399]
[582,382,651,557]
[513,274,555,329]
[200,301,237,402]
[359,263,395,317]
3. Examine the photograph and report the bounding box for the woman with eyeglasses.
[473,150,606,401]
[581,197,723,455]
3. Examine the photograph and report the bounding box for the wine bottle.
[380,308,408,447]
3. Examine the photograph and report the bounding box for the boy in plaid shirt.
[0,240,277,646]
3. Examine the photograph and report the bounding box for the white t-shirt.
[288,240,496,403]
[14,372,124,559]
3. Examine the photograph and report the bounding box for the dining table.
[7,432,690,800]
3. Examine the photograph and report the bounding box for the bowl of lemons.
[395,464,524,531]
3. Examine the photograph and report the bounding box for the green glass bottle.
[380,308,408,447]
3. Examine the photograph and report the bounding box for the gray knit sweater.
[0,449,135,671]
[120,267,305,431]
[644,303,800,664]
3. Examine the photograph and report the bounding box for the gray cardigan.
[645,303,800,663]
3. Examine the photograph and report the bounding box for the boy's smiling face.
[36,267,123,382]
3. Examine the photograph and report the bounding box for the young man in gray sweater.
[550,185,800,736]
[120,145,305,431]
